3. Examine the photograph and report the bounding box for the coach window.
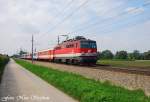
[76,43,78,48]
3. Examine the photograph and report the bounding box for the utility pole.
[58,35,60,44]
[32,35,34,63]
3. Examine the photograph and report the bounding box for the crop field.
[0,55,9,82]
[97,60,150,68]
[15,59,150,102]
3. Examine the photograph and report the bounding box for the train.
[21,36,98,65]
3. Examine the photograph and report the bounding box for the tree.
[115,51,128,59]
[133,50,141,60]
[19,50,27,56]
[100,50,114,59]
[128,53,134,60]
[143,50,150,60]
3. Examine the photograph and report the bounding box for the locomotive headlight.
[88,50,91,53]
[81,51,84,54]
[81,52,85,56]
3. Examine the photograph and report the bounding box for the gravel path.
[0,59,77,102]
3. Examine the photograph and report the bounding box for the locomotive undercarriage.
[53,56,97,65]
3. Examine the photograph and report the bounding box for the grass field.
[15,59,150,102]
[0,55,9,82]
[97,60,150,68]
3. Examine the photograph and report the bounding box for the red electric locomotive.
[21,36,98,65]
[53,36,97,64]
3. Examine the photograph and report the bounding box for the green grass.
[0,55,9,82]
[97,60,150,68]
[15,59,150,102]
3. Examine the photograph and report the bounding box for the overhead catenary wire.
[42,0,75,30]
[36,0,90,49]
[88,13,150,36]
[37,0,150,49]
[66,2,150,35]
[33,0,75,50]
[39,0,138,38]
[53,0,75,19]
[69,0,131,31]
[39,0,89,37]
[38,0,128,40]
[36,0,75,36]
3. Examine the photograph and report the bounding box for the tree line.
[98,50,150,60]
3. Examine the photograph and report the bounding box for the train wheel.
[58,59,62,63]
[71,59,75,64]
[66,59,71,64]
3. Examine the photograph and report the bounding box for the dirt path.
[0,59,77,102]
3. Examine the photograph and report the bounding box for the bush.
[0,55,9,82]
[143,51,150,60]
[115,51,128,59]
[100,50,114,60]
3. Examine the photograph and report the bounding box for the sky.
[0,0,150,55]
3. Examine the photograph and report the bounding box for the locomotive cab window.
[80,41,97,48]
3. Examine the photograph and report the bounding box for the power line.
[37,0,150,49]
[70,0,131,30]
[67,2,150,34]
[40,0,75,32]
[54,0,74,18]
[33,0,75,49]
[39,0,137,38]
[51,0,89,30]
[31,35,34,63]
[90,14,150,36]
[39,0,89,37]
[36,0,89,48]
[38,0,127,40]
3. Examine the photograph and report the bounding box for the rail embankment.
[25,59,150,96]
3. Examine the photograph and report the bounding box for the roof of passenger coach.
[37,49,53,53]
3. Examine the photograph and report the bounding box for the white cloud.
[125,7,144,15]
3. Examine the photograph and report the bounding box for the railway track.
[27,59,150,76]
[95,64,150,76]
[41,61,150,76]
[62,63,150,76]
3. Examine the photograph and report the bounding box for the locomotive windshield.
[80,41,97,48]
